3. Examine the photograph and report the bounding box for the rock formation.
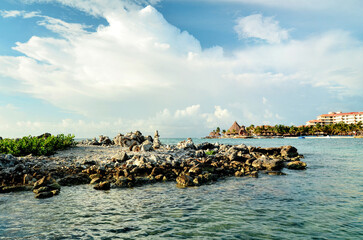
[0,131,307,199]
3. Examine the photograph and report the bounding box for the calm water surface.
[0,138,362,239]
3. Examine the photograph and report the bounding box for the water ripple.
[1,138,362,239]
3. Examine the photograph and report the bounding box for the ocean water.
[0,138,362,239]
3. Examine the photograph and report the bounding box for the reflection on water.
[1,138,362,239]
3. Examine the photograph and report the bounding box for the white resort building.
[306,112,363,126]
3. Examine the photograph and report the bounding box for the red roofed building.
[306,111,363,126]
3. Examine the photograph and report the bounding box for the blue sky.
[0,0,362,138]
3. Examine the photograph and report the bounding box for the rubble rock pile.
[0,131,307,199]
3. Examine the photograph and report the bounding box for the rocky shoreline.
[0,131,307,199]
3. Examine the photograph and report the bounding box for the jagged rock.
[188,166,202,175]
[135,176,154,186]
[150,167,162,176]
[35,191,54,199]
[235,144,248,153]
[193,176,202,186]
[235,170,244,177]
[58,174,90,186]
[202,172,218,182]
[249,171,259,178]
[114,176,130,188]
[14,164,25,172]
[286,161,307,170]
[90,177,101,185]
[0,154,16,168]
[51,189,60,196]
[177,138,196,150]
[195,150,205,158]
[89,138,101,146]
[146,135,153,142]
[260,147,281,156]
[0,185,31,193]
[252,158,284,171]
[196,142,215,150]
[33,176,56,190]
[83,160,97,165]
[23,174,33,185]
[48,182,61,190]
[267,171,287,176]
[281,146,298,158]
[154,174,164,181]
[128,141,138,151]
[176,174,194,187]
[112,152,129,162]
[33,186,50,194]
[99,135,112,145]
[94,181,110,190]
[89,173,100,179]
[247,146,256,153]
[245,158,256,166]
[0,129,306,195]
[5,154,16,161]
[113,134,124,146]
[141,140,153,152]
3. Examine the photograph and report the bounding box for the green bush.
[0,134,76,156]
[205,150,216,156]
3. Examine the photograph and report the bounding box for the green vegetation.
[216,127,220,133]
[249,122,363,136]
[0,134,76,156]
[213,122,363,137]
[205,150,216,155]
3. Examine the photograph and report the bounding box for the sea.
[0,138,362,239]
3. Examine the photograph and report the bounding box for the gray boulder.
[252,157,284,171]
[112,152,129,162]
[141,140,153,152]
[281,146,298,158]
[177,138,196,150]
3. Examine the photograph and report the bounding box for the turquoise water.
[1,138,362,239]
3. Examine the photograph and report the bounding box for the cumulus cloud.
[0,104,233,138]
[234,14,289,44]
[0,0,362,137]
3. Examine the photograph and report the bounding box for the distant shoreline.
[204,135,360,139]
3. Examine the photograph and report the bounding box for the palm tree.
[216,127,221,133]
[289,126,297,136]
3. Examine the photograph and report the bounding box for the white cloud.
[0,104,233,138]
[178,0,363,12]
[0,10,40,18]
[203,106,233,127]
[0,0,362,137]
[175,105,200,118]
[0,10,22,18]
[234,14,289,44]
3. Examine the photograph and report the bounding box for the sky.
[0,0,362,138]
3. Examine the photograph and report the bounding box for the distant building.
[226,121,248,136]
[306,111,363,126]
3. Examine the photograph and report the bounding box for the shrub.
[205,150,216,156]
[0,134,76,156]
